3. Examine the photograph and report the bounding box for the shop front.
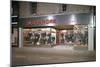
[22,19,56,46]
[19,13,95,50]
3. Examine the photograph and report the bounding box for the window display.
[23,28,56,46]
[23,25,88,47]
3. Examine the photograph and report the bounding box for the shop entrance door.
[55,25,74,45]
[58,30,74,45]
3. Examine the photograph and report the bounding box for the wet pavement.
[11,45,96,66]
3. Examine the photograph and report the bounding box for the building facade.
[11,1,96,51]
[18,1,93,17]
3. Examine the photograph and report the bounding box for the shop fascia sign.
[23,13,92,27]
[31,19,56,24]
[25,19,56,26]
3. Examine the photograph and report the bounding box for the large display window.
[23,25,88,47]
[57,25,88,46]
[23,28,56,46]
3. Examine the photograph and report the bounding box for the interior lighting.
[47,16,54,20]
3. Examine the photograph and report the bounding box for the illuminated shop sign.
[31,19,56,24]
[24,19,56,27]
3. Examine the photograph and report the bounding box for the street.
[11,45,96,66]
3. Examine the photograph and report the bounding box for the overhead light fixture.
[47,16,54,20]
[70,21,77,25]
[70,14,77,25]
[61,30,66,33]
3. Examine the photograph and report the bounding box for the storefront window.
[23,25,88,47]
[73,25,88,46]
[56,25,88,46]
[23,28,56,46]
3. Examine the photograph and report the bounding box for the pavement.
[11,45,96,66]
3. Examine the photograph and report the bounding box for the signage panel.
[19,13,93,27]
